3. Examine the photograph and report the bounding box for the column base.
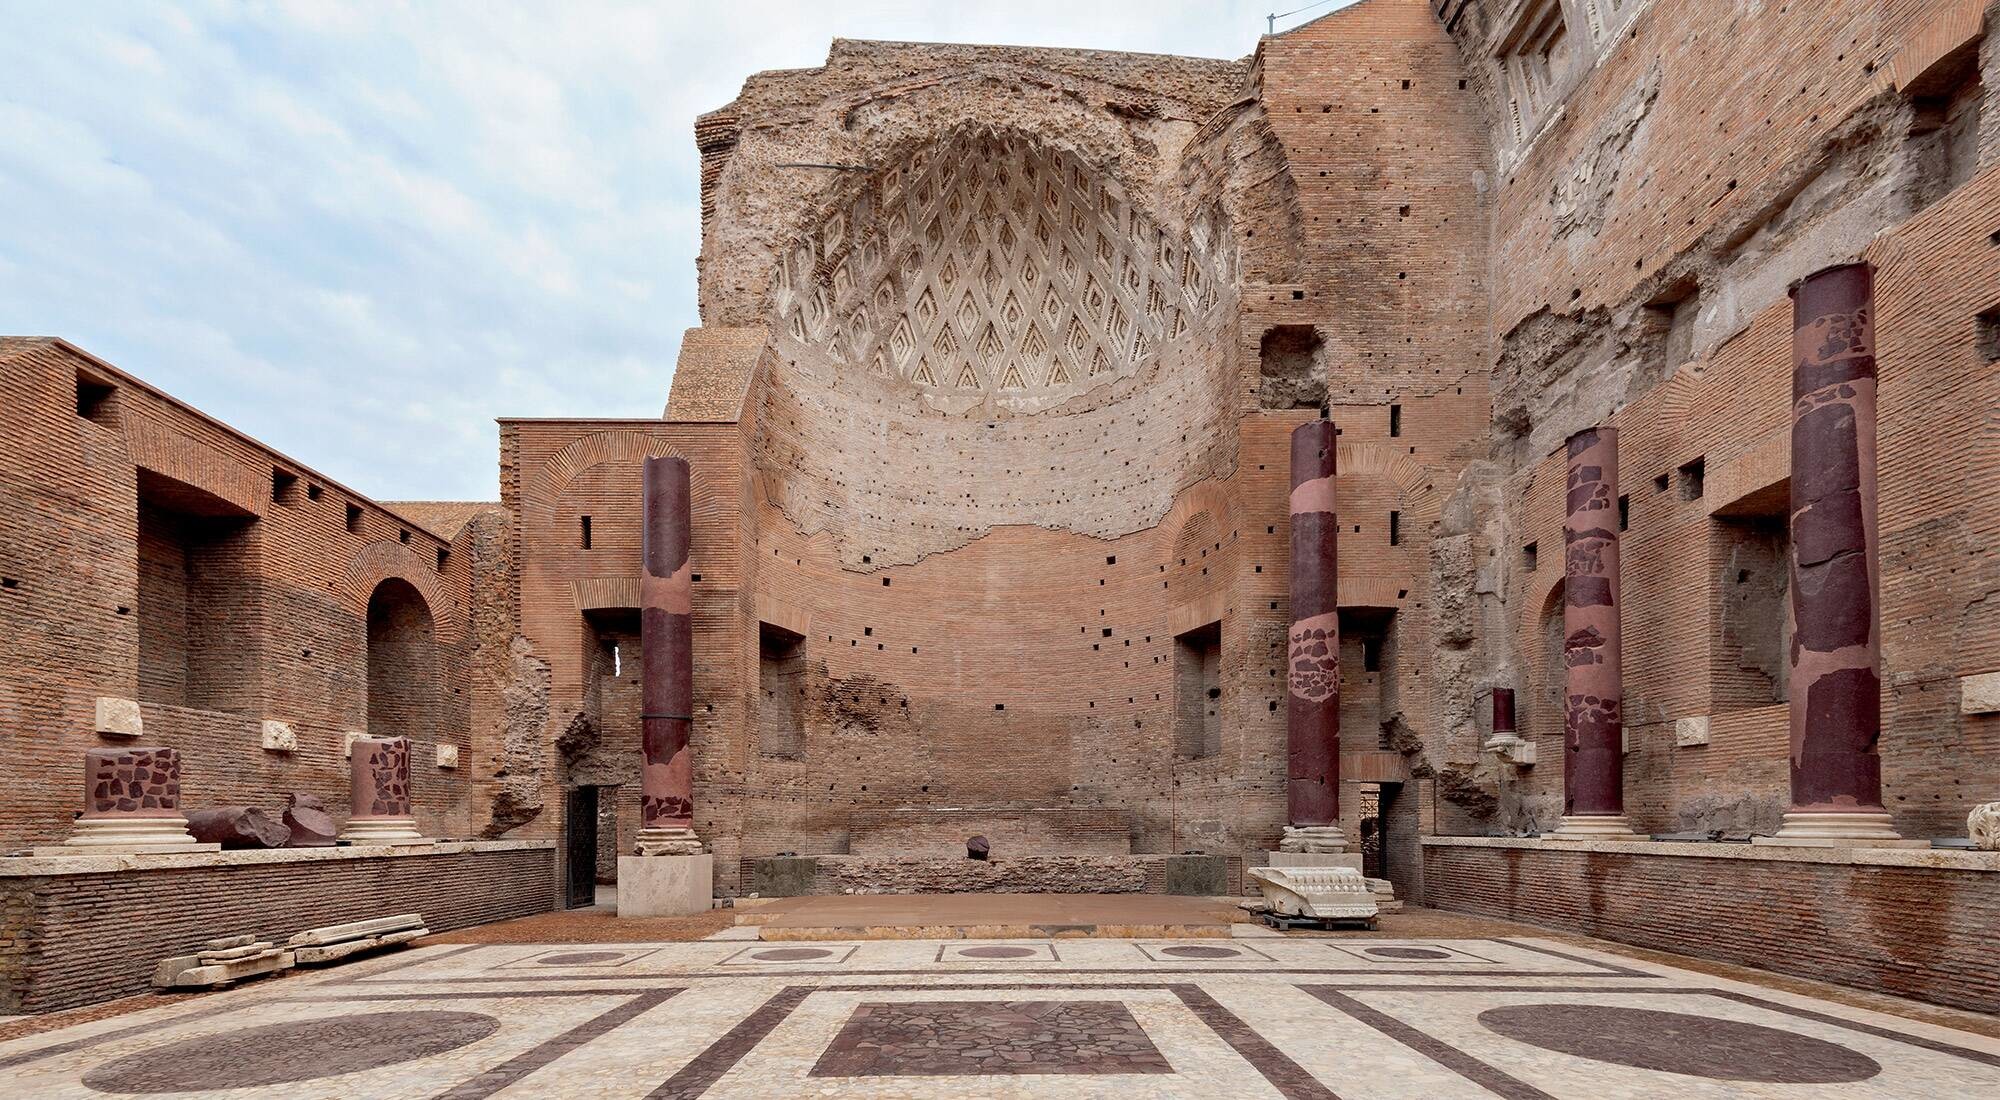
[617,853,714,917]
[32,816,218,856]
[1752,811,1930,849]
[1266,850,1362,871]
[1543,814,1644,841]
[1277,825,1347,854]
[338,817,432,845]
[1482,735,1537,766]
[634,826,704,856]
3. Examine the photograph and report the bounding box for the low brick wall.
[1422,837,2000,1014]
[0,840,557,1013]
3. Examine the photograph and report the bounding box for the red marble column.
[1282,416,1344,853]
[637,455,701,854]
[1549,426,1639,839]
[340,736,424,843]
[1761,262,1913,846]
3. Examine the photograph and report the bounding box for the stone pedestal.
[617,853,714,917]
[34,747,216,856]
[340,737,430,845]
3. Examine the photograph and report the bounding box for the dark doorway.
[1358,782,1384,880]
[565,786,599,909]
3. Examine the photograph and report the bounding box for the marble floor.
[3,936,1997,1098]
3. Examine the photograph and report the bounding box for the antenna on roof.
[1267,13,1276,34]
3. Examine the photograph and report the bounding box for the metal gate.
[564,786,599,909]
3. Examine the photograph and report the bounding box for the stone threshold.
[1422,835,2000,871]
[0,838,554,877]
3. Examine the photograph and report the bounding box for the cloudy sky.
[1,1,1350,500]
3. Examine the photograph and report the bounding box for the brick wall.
[0,339,486,848]
[0,842,556,1013]
[1423,839,2000,1015]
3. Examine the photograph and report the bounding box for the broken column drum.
[636,454,702,855]
[1282,417,1344,853]
[339,736,426,844]
[1548,426,1640,840]
[1760,262,1915,847]
[53,747,208,852]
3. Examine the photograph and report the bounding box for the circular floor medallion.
[540,950,625,965]
[1477,1004,1881,1083]
[1366,946,1452,960]
[1161,945,1241,959]
[752,947,835,961]
[80,1010,501,1093]
[958,945,1037,959]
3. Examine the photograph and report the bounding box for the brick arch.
[526,430,691,513]
[342,541,460,642]
[1336,442,1444,527]
[1155,480,1235,565]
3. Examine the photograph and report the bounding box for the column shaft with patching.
[638,455,702,854]
[1760,262,1915,846]
[1548,427,1639,839]
[1282,417,1344,852]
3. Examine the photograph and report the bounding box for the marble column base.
[1752,811,1930,849]
[1543,814,1644,841]
[32,816,218,856]
[634,825,704,856]
[1266,850,1362,872]
[1277,825,1347,854]
[338,817,432,845]
[617,853,714,917]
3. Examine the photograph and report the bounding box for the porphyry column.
[1281,415,1344,854]
[1758,262,1919,847]
[1547,426,1641,840]
[340,736,428,844]
[34,747,214,855]
[635,455,702,856]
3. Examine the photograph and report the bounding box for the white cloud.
[0,0,1336,499]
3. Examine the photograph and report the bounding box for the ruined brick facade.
[3,0,1997,1002]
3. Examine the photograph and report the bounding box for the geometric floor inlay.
[1476,1003,1884,1082]
[809,1000,1171,1076]
[3,936,1995,1098]
[77,1010,501,1093]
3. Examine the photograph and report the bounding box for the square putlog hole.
[810,1000,1171,1077]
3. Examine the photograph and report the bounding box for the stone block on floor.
[1163,853,1226,895]
[746,855,818,897]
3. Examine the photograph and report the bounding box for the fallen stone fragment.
[185,806,290,849]
[283,792,338,847]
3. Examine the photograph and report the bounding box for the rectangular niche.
[135,469,259,714]
[1710,482,1791,712]
[759,621,808,759]
[1174,620,1222,759]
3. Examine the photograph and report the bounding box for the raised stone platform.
[846,806,1131,858]
[741,853,1245,896]
[738,892,1241,941]
[0,840,556,1013]
[1423,836,2000,1014]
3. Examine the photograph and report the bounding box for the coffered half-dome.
[770,128,1234,414]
